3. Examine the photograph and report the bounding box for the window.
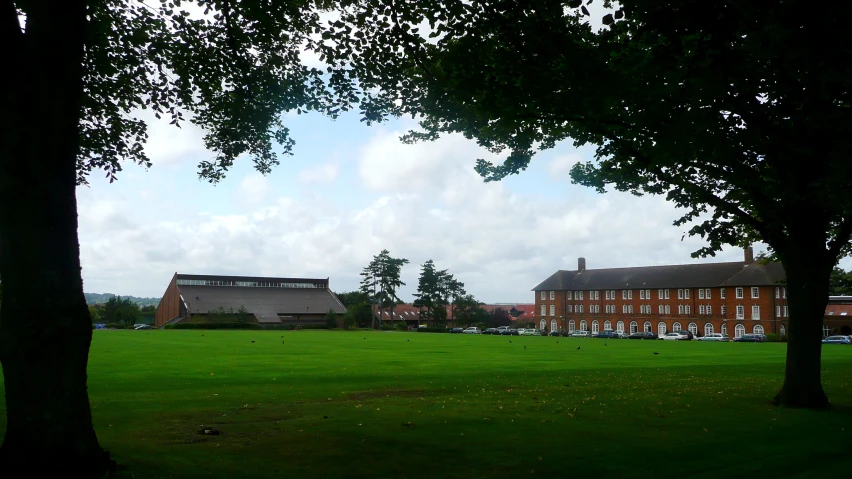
[541,319,546,330]
[578,291,584,300]
[721,305,727,316]
[673,321,682,331]
[664,289,670,299]
[541,305,546,315]
[776,306,781,317]
[685,305,691,315]
[630,321,638,333]
[658,322,667,336]
[550,305,555,317]
[622,290,627,300]
[704,323,714,336]
[593,291,600,300]
[639,305,644,314]
[622,305,628,314]
[783,306,788,317]
[736,287,744,299]
[567,305,573,313]
[568,320,576,332]
[580,305,586,313]
[754,324,765,335]
[705,289,711,299]
[720,288,726,299]
[628,290,633,300]
[751,287,759,299]
[775,287,780,299]
[678,289,684,299]
[628,305,634,314]
[721,323,728,336]
[604,320,612,331]
[688,323,698,335]
[707,305,712,315]
[779,325,786,337]
[734,324,745,338]
[684,289,690,299]
[658,289,664,299]
[567,291,573,300]
[549,291,555,300]
[736,305,744,319]
[751,305,760,320]
[611,290,616,299]
[665,305,671,314]
[640,290,645,300]
[782,287,786,298]
[644,321,652,332]
[699,305,705,315]
[605,305,610,314]
[595,304,600,313]
[617,321,625,332]
[823,325,831,337]
[605,290,611,300]
[658,305,664,314]
[540,291,546,300]
[592,321,600,333]
[645,290,651,299]
[698,289,705,299]
[678,305,684,314]
[551,319,558,331]
[580,320,587,331]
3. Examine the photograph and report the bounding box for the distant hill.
[85,293,161,308]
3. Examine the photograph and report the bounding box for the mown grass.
[2,330,851,478]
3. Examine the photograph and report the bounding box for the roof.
[177,285,346,323]
[533,261,785,291]
[176,273,327,287]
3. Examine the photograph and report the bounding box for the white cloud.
[297,162,339,184]
[239,172,270,205]
[547,154,583,178]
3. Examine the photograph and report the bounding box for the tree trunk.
[772,232,833,409]
[0,1,114,475]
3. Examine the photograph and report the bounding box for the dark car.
[449,327,465,334]
[549,330,562,337]
[734,333,767,342]
[594,331,619,339]
[484,328,499,335]
[674,330,694,340]
[628,331,658,340]
[500,328,520,336]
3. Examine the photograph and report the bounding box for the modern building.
[533,248,794,338]
[155,273,346,328]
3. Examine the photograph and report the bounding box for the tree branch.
[828,216,852,260]
[3,0,22,40]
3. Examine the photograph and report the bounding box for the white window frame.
[658,322,667,336]
[783,306,788,317]
[540,291,546,300]
[605,290,611,300]
[592,321,599,333]
[754,324,765,335]
[678,304,684,314]
[567,305,573,313]
[567,291,573,300]
[628,290,633,300]
[568,320,575,332]
[707,305,712,315]
[678,289,684,299]
[578,291,584,300]
[688,322,698,335]
[721,323,728,336]
[658,304,664,314]
[550,291,555,300]
[580,320,587,331]
[579,305,584,313]
[734,324,745,338]
[736,305,744,320]
[775,287,780,299]
[699,305,705,315]
[622,305,627,314]
[664,289,670,299]
[630,321,638,333]
[776,306,781,317]
[704,323,714,336]
[665,305,670,314]
[551,319,558,332]
[604,320,612,331]
[736,287,744,299]
[673,321,682,331]
[751,287,759,299]
[628,305,634,314]
[685,305,691,315]
[751,305,760,320]
[720,288,726,299]
[644,321,652,332]
[684,289,690,299]
[640,290,645,300]
[658,289,664,299]
[622,290,627,300]
[698,289,705,299]
[705,288,711,299]
[550,305,556,317]
[782,287,786,298]
[541,305,546,315]
[541,319,546,330]
[617,321,624,332]
[721,305,727,316]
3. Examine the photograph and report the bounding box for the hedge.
[417,328,448,333]
[165,323,260,330]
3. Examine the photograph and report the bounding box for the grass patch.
[1,330,851,478]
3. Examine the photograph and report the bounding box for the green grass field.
[2,330,851,478]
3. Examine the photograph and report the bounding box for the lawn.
[2,330,851,478]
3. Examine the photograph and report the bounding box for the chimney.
[578,257,586,272]
[744,246,754,264]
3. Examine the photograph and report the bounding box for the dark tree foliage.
[101,295,141,325]
[321,0,852,409]
[358,249,409,327]
[829,268,852,297]
[413,259,465,326]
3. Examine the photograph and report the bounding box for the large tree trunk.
[772,226,834,409]
[0,1,114,475]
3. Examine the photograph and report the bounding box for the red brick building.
[533,248,793,339]
[825,296,852,336]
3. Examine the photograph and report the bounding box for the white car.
[662,332,689,340]
[516,328,527,335]
[698,333,730,342]
[571,330,591,338]
[521,329,542,336]
[463,327,481,334]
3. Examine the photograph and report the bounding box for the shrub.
[766,333,784,342]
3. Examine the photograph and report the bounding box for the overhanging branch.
[828,216,852,259]
[3,0,22,40]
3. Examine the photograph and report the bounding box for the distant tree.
[102,296,140,325]
[829,268,852,296]
[508,307,521,318]
[452,295,488,327]
[360,249,409,328]
[413,259,464,326]
[87,306,100,324]
[487,308,514,328]
[341,310,356,329]
[235,305,253,324]
[324,308,338,329]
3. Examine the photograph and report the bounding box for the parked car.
[463,327,481,334]
[822,335,852,344]
[500,328,519,336]
[571,330,592,338]
[484,328,499,335]
[613,331,630,339]
[496,326,511,334]
[516,329,527,335]
[134,324,152,330]
[734,333,767,342]
[522,329,542,336]
[628,331,658,340]
[662,332,689,340]
[549,330,563,337]
[594,331,619,339]
[449,327,465,334]
[698,333,730,342]
[673,330,694,340]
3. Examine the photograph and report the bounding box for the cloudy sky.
[78,107,845,304]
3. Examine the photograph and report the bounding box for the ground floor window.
[568,320,576,332]
[658,322,667,336]
[688,322,698,335]
[580,320,587,331]
[753,324,764,335]
[604,320,612,331]
[630,321,638,333]
[540,319,546,330]
[779,325,786,337]
[592,320,600,333]
[672,321,682,331]
[823,325,831,337]
[551,319,557,332]
[644,321,652,332]
[617,321,625,332]
[704,323,714,336]
[734,324,745,338]
[721,323,728,336]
